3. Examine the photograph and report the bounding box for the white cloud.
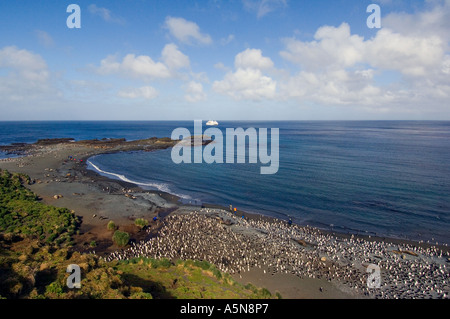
[280,69,384,106]
[0,46,57,103]
[443,55,450,74]
[184,81,207,102]
[367,29,444,76]
[280,23,366,70]
[382,0,450,44]
[88,4,125,24]
[118,86,159,100]
[213,68,276,101]
[96,44,200,101]
[235,48,274,70]
[164,17,212,45]
[97,53,172,80]
[278,19,450,111]
[243,0,288,18]
[281,22,445,76]
[214,48,276,101]
[161,43,190,70]
[0,46,47,74]
[96,44,193,81]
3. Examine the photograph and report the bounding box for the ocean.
[1,121,449,244]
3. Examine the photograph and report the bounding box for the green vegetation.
[115,257,275,299]
[107,220,116,231]
[134,218,148,229]
[112,230,130,247]
[0,236,146,299]
[0,169,79,246]
[244,283,273,298]
[0,169,277,299]
[0,237,275,299]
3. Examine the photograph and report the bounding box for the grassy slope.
[0,170,80,246]
[0,169,276,299]
[115,258,273,299]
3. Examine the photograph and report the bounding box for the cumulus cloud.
[184,81,207,102]
[0,46,57,102]
[96,44,200,101]
[97,53,171,80]
[278,18,450,111]
[443,55,450,74]
[96,44,193,81]
[164,17,212,45]
[118,86,158,100]
[280,69,384,106]
[161,43,190,71]
[382,0,450,45]
[0,46,47,74]
[280,23,365,70]
[281,22,444,76]
[212,1,450,112]
[214,68,276,101]
[235,48,274,70]
[213,48,277,101]
[367,29,444,76]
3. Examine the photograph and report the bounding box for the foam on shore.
[87,158,192,200]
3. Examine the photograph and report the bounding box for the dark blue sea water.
[1,121,450,244]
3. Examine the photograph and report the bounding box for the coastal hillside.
[0,169,274,299]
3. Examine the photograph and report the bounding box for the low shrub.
[107,220,116,231]
[260,287,272,298]
[193,260,211,270]
[112,231,130,247]
[134,218,148,229]
[150,258,172,269]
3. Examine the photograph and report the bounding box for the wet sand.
[1,141,449,299]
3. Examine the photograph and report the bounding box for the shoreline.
[86,156,450,253]
[2,137,449,249]
[1,139,449,299]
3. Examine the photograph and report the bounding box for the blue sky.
[0,0,449,120]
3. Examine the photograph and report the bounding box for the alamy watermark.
[366,264,381,288]
[367,4,381,29]
[66,4,81,29]
[66,4,381,30]
[66,264,81,289]
[171,120,279,175]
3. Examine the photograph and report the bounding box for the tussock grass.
[0,169,278,299]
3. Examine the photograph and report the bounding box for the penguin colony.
[105,208,449,299]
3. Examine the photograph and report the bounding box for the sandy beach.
[1,140,449,299]
[0,139,180,251]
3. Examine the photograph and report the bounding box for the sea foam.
[87,159,192,200]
